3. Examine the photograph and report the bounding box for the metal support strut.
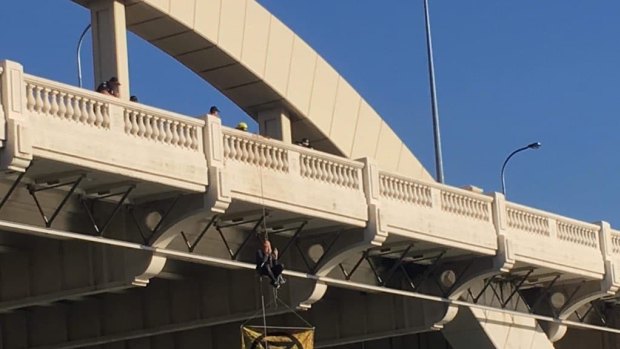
[81,184,135,236]
[28,174,85,228]
[180,215,219,253]
[128,194,183,245]
[0,170,27,213]
[213,216,265,259]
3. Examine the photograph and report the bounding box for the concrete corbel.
[295,229,376,310]
[297,158,388,309]
[541,279,610,342]
[132,254,167,286]
[424,256,505,329]
[0,60,32,173]
[298,281,328,310]
[136,203,222,285]
[203,115,231,213]
[424,193,516,329]
[543,221,619,342]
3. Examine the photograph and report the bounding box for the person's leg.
[273,264,285,285]
[261,265,278,286]
[272,264,283,278]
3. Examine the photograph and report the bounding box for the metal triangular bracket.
[27,174,85,228]
[81,184,135,236]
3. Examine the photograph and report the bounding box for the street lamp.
[500,142,541,197]
[77,24,91,88]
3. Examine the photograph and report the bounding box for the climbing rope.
[256,137,272,347]
[242,276,314,341]
[256,138,269,241]
[260,277,269,348]
[243,135,313,346]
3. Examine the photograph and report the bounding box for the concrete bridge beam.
[0,265,446,349]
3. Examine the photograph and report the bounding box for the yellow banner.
[241,326,314,349]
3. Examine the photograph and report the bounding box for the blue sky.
[1,1,619,225]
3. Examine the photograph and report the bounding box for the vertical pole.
[423,0,445,183]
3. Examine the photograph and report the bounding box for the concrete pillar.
[257,108,292,142]
[90,0,130,99]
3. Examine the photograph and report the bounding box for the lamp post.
[423,0,445,183]
[500,142,542,197]
[77,24,91,88]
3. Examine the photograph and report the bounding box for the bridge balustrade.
[377,170,497,255]
[504,202,604,278]
[22,72,208,192]
[0,60,618,284]
[220,128,368,226]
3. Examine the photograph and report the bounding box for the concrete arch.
[73,0,432,180]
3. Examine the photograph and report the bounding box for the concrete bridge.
[0,1,619,348]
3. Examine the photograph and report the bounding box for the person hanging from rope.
[256,239,285,288]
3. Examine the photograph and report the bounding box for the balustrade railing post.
[599,221,613,259]
[492,192,514,272]
[0,65,4,147]
[203,115,223,168]
[0,60,32,172]
[203,115,230,213]
[548,218,558,239]
[288,150,300,177]
[430,186,441,211]
[108,104,124,133]
[360,157,386,246]
[598,221,620,293]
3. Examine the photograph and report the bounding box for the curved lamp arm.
[500,142,541,197]
[77,24,92,88]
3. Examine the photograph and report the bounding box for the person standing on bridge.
[96,81,111,95]
[208,106,220,118]
[107,77,121,97]
[236,122,248,131]
[256,240,285,288]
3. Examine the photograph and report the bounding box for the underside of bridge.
[0,172,616,348]
[0,180,452,348]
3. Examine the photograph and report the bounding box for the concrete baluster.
[42,88,52,114]
[73,96,83,122]
[58,92,67,119]
[65,93,75,120]
[25,83,35,112]
[50,90,59,117]
[144,114,153,140]
[151,116,160,141]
